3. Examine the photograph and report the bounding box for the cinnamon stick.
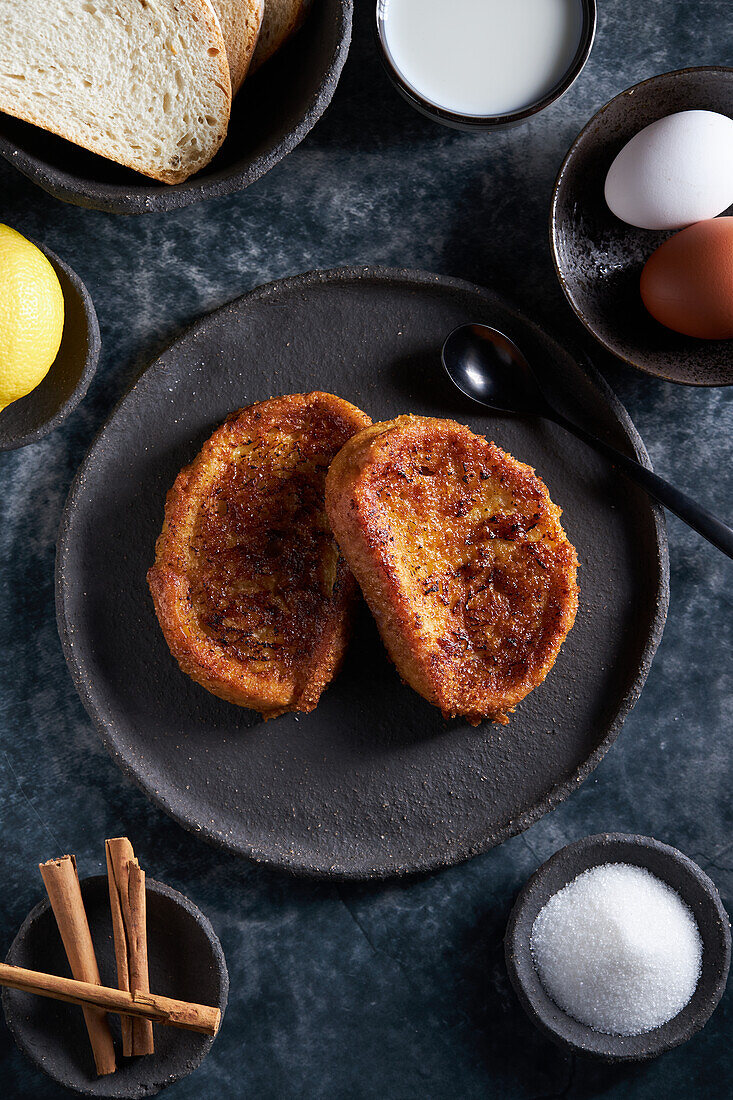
[0,962,221,1036]
[105,838,154,1056]
[39,855,116,1076]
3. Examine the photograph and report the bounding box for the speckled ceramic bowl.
[551,67,733,385]
[2,875,228,1097]
[0,0,351,214]
[0,239,100,451]
[505,834,731,1062]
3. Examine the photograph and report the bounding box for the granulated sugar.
[530,863,702,1036]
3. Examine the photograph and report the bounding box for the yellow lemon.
[0,224,65,412]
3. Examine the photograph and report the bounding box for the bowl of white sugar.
[504,834,730,1061]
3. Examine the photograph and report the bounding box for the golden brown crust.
[325,415,579,724]
[148,392,371,717]
[211,0,264,94]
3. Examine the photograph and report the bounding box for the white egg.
[604,109,733,230]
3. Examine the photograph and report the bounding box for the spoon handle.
[549,410,733,560]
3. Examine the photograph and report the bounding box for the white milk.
[381,0,584,117]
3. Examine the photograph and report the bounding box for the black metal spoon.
[442,323,733,559]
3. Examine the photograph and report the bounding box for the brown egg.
[640,217,733,339]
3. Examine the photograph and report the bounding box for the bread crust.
[148,393,371,717]
[250,0,313,71]
[211,0,264,94]
[326,416,579,724]
[0,0,232,184]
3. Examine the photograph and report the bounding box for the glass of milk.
[376,0,596,130]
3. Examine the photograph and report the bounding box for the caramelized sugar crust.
[148,393,372,717]
[326,416,579,724]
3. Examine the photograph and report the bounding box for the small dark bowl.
[0,240,101,451]
[0,0,351,214]
[2,875,228,1097]
[551,67,733,385]
[375,0,595,132]
[505,834,731,1062]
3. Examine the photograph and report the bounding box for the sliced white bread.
[251,0,313,72]
[0,0,232,184]
[210,0,264,94]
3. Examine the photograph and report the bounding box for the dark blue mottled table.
[1,2,731,1096]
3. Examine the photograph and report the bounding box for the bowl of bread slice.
[0,0,351,213]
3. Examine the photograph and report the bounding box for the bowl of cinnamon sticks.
[1,838,228,1096]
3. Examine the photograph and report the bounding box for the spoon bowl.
[442,323,550,415]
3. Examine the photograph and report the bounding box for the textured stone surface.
[0,1,731,1096]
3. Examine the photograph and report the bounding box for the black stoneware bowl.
[0,0,351,214]
[375,0,595,132]
[2,876,228,1097]
[0,239,101,451]
[551,67,733,385]
[505,833,731,1062]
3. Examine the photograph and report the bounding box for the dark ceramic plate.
[551,67,733,386]
[56,267,669,879]
[2,875,228,1097]
[505,834,731,1061]
[0,240,100,450]
[0,0,351,214]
